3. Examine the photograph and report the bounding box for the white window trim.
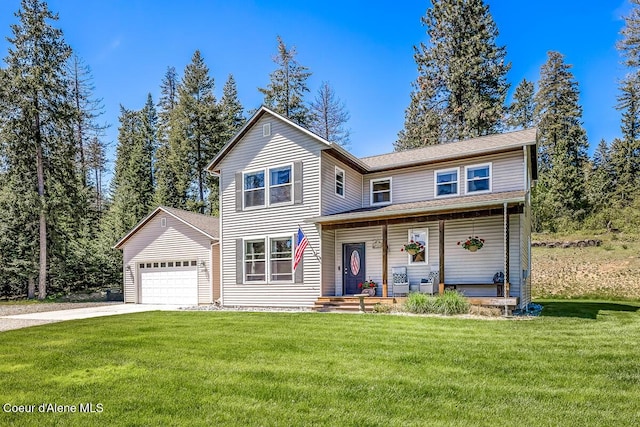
[242,168,266,210]
[407,229,428,265]
[268,163,294,207]
[242,234,295,284]
[434,167,460,198]
[464,162,492,195]
[370,177,392,206]
[335,166,345,198]
[242,163,294,210]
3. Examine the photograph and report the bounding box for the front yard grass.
[1,300,639,426]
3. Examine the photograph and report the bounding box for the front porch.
[312,191,527,308]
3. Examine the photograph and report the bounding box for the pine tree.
[219,74,245,142]
[173,50,221,213]
[507,78,536,130]
[533,51,589,230]
[258,36,312,127]
[398,0,510,147]
[0,0,80,299]
[309,81,351,147]
[154,66,181,208]
[612,0,640,206]
[587,139,615,212]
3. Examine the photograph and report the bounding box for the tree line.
[0,0,351,299]
[397,0,640,234]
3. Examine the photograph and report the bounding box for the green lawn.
[1,301,639,426]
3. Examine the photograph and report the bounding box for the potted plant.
[457,236,485,252]
[401,240,425,255]
[358,280,377,297]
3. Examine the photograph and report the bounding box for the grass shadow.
[538,300,640,319]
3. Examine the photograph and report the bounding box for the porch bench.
[444,283,504,297]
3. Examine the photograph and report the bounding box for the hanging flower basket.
[401,240,424,255]
[458,236,485,252]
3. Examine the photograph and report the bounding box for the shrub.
[404,292,435,314]
[435,290,470,315]
[403,291,470,315]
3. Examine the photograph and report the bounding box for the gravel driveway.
[0,302,119,332]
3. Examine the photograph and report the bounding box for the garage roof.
[114,206,219,249]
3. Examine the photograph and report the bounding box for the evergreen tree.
[0,0,81,299]
[154,66,181,208]
[258,36,312,127]
[398,0,510,147]
[219,74,245,142]
[173,50,221,213]
[533,51,589,230]
[587,139,615,212]
[395,76,443,149]
[506,78,536,130]
[309,81,351,147]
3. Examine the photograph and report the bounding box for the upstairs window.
[371,178,392,205]
[244,170,265,208]
[269,165,292,205]
[335,167,345,197]
[435,168,459,198]
[465,163,492,193]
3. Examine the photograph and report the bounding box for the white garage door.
[140,262,198,305]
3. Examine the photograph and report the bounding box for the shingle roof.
[160,206,219,239]
[114,206,218,249]
[310,190,525,225]
[361,128,537,171]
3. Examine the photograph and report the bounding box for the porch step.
[312,297,399,313]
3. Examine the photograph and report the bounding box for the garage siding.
[122,213,213,304]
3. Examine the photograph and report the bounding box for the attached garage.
[114,206,219,305]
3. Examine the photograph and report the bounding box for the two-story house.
[205,106,537,310]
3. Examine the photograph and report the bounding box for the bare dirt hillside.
[532,233,640,300]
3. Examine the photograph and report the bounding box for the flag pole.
[298,224,321,262]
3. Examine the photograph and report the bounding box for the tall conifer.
[398,0,510,148]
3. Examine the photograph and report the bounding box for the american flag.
[294,227,308,271]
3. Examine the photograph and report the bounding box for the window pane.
[244,172,264,190]
[270,166,291,186]
[269,185,291,204]
[437,182,457,196]
[468,179,489,192]
[245,189,265,207]
[373,191,391,203]
[467,166,489,179]
[245,261,265,281]
[437,171,457,184]
[372,180,390,192]
[270,260,292,281]
[245,240,265,260]
[271,238,292,258]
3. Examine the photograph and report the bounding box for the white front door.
[140,264,198,305]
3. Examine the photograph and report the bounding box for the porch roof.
[310,190,525,226]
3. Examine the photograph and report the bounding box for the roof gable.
[114,206,218,249]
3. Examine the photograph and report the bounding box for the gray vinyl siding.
[218,113,323,307]
[320,152,363,215]
[362,151,525,208]
[443,215,521,298]
[321,228,336,296]
[520,194,532,307]
[122,213,213,304]
[333,227,383,296]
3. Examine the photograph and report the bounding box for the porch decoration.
[358,280,377,297]
[458,236,485,252]
[401,240,424,256]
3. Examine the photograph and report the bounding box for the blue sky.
[0,0,632,174]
